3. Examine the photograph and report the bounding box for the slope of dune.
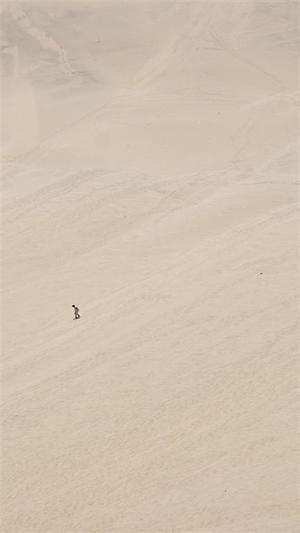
[1,2,299,532]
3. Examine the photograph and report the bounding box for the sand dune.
[1,2,299,532]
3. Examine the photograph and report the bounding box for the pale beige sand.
[1,2,299,532]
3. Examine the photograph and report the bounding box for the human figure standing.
[72,304,80,319]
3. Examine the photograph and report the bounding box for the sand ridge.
[1,2,299,532]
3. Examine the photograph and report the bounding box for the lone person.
[72,304,80,320]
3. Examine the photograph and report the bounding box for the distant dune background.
[1,1,299,531]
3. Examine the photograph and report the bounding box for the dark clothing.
[73,306,80,319]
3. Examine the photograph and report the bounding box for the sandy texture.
[1,1,299,532]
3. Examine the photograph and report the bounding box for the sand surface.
[1,2,299,532]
